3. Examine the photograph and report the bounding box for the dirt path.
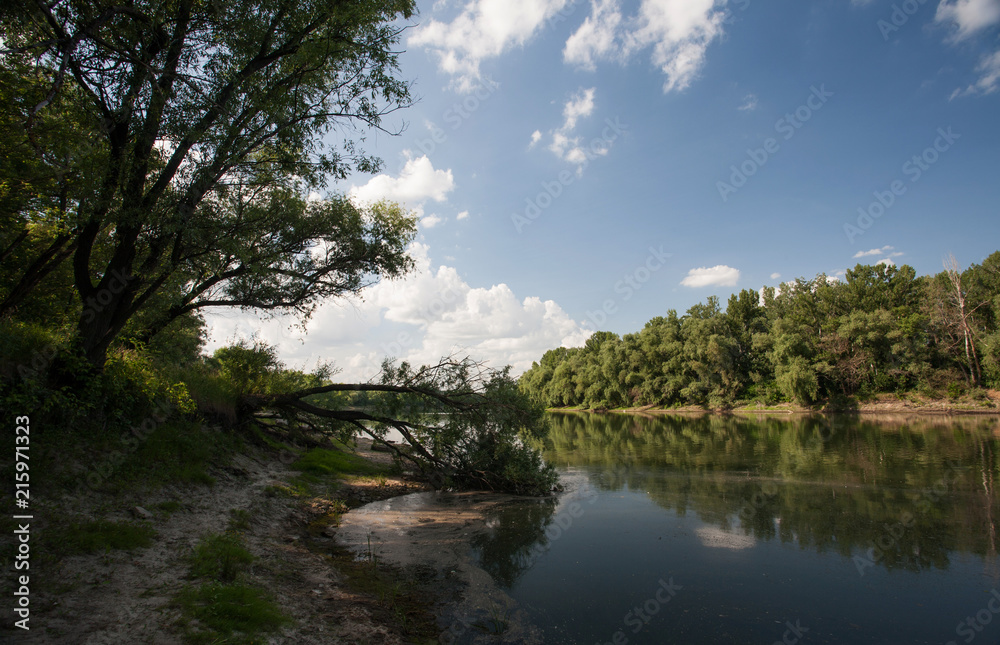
[3,441,435,644]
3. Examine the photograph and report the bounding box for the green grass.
[188,533,254,583]
[53,519,156,555]
[155,500,184,514]
[112,420,229,488]
[293,447,387,478]
[228,508,252,533]
[175,583,289,644]
[176,530,288,644]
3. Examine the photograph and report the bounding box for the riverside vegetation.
[519,256,1000,411]
[1,1,555,642]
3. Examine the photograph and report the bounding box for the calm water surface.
[469,412,1000,644]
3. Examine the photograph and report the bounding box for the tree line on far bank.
[519,255,1000,409]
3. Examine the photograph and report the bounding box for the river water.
[343,412,1000,644]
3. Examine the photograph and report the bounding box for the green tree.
[2,0,418,367]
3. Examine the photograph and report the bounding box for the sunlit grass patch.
[292,447,387,479]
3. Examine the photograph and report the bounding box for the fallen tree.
[219,344,556,496]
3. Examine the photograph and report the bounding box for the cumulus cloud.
[409,0,573,91]
[529,130,543,147]
[421,213,444,228]
[770,272,781,280]
[936,0,1000,41]
[204,244,589,381]
[456,210,470,220]
[853,245,903,259]
[680,265,741,288]
[563,0,624,71]
[349,155,454,208]
[565,0,728,93]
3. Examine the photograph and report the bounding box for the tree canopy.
[1,0,418,366]
[520,256,1000,409]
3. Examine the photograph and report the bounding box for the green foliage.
[293,448,386,480]
[188,534,255,583]
[366,358,558,495]
[3,0,419,367]
[175,583,289,644]
[521,258,1000,407]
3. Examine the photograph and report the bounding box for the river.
[341,412,1000,644]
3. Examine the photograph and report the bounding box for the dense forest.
[519,255,1000,409]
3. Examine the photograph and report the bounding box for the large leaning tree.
[0,0,418,368]
[215,343,558,495]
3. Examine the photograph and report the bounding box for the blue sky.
[206,0,1000,380]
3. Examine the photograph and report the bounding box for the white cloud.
[529,130,543,147]
[633,0,728,93]
[738,93,758,111]
[545,87,607,169]
[409,0,573,91]
[561,87,596,131]
[951,49,1000,98]
[680,265,741,288]
[877,258,896,267]
[853,245,904,259]
[936,0,1000,41]
[203,244,589,381]
[421,214,444,228]
[565,0,727,93]
[770,272,781,280]
[456,210,470,220]
[563,0,624,71]
[349,155,455,207]
[696,526,755,550]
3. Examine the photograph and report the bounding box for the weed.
[228,509,252,533]
[188,533,254,583]
[175,583,289,643]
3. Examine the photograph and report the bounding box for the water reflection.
[545,412,998,572]
[467,413,999,588]
[469,498,557,588]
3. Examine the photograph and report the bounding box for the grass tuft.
[188,533,254,583]
[175,583,289,643]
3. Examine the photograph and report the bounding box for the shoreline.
[547,393,1000,417]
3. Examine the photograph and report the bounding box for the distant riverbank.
[548,390,1000,416]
